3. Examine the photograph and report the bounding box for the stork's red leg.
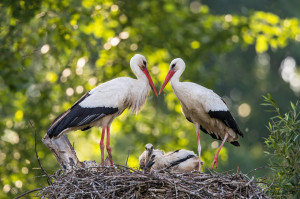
[212,132,229,169]
[106,126,114,166]
[197,130,202,171]
[100,127,106,166]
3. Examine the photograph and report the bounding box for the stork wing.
[199,90,243,138]
[47,92,118,138]
[208,109,243,137]
[169,154,195,168]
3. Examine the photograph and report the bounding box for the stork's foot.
[108,156,114,166]
[100,147,105,166]
[212,155,218,169]
[106,146,114,166]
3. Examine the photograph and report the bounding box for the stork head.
[159,58,185,95]
[130,54,158,96]
[145,143,154,156]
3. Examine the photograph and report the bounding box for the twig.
[125,149,130,167]
[14,188,43,199]
[247,166,270,175]
[29,120,52,185]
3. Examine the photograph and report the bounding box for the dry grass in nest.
[37,164,269,199]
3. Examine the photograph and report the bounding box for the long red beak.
[142,68,158,96]
[159,69,175,95]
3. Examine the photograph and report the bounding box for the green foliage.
[0,0,300,198]
[263,94,300,198]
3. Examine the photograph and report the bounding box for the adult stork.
[47,54,158,166]
[159,58,243,170]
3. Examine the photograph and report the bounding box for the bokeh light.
[13,152,20,160]
[238,103,251,117]
[280,56,300,94]
[77,58,86,68]
[15,181,23,188]
[104,43,111,50]
[40,44,50,54]
[3,185,11,193]
[190,1,201,14]
[76,68,83,75]
[111,37,120,46]
[119,31,129,39]
[130,44,138,51]
[2,129,19,144]
[280,56,296,82]
[88,77,97,86]
[111,4,119,12]
[211,141,219,149]
[76,85,84,94]
[66,88,74,96]
[225,14,232,22]
[21,167,28,174]
[62,68,71,77]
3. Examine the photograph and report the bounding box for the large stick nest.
[38,164,269,199]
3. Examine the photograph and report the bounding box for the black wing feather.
[208,110,243,137]
[47,93,118,138]
[200,125,240,146]
[168,154,195,168]
[49,92,90,126]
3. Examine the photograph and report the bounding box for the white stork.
[139,143,164,169]
[144,149,203,172]
[47,54,158,166]
[159,58,243,170]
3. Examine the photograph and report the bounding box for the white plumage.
[138,143,165,169]
[47,54,158,166]
[144,149,203,172]
[159,58,243,170]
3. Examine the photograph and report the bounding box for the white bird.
[47,54,158,166]
[144,149,203,172]
[159,58,243,170]
[139,143,164,169]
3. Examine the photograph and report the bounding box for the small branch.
[29,120,52,185]
[247,166,270,175]
[14,188,43,199]
[125,149,130,167]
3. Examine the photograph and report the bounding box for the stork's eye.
[151,146,153,150]
[143,60,147,66]
[171,63,176,68]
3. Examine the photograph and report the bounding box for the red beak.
[159,69,175,95]
[142,68,158,96]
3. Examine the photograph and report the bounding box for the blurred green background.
[0,0,300,198]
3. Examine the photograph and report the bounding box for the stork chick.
[139,143,164,169]
[144,149,203,172]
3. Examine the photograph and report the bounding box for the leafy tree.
[263,94,299,198]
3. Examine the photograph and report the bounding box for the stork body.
[47,54,158,166]
[159,58,243,170]
[139,143,164,169]
[145,149,202,172]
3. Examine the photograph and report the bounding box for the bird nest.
[38,164,269,199]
